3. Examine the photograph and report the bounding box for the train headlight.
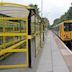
[64,35,67,38]
[64,35,70,39]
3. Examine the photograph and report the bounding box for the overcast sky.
[0,0,72,25]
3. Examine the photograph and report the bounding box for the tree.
[29,4,39,15]
[51,5,72,28]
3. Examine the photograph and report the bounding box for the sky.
[0,0,72,25]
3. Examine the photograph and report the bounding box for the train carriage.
[53,20,72,47]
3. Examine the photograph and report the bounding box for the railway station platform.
[0,30,72,72]
[37,30,70,72]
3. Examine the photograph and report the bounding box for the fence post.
[28,10,32,68]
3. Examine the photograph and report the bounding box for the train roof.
[63,20,72,22]
[53,20,72,28]
[0,2,35,18]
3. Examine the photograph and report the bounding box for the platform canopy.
[0,2,34,18]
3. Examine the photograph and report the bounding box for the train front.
[63,20,72,46]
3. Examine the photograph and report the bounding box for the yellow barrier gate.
[0,2,48,69]
[0,17,29,68]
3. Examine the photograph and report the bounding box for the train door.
[69,23,72,41]
[64,23,71,41]
[70,23,72,46]
[70,23,72,40]
[60,24,64,40]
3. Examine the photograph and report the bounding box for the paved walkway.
[37,30,69,72]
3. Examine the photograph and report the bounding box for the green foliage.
[41,17,49,28]
[29,4,49,29]
[52,6,72,27]
[29,4,39,15]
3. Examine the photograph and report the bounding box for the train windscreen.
[64,23,72,31]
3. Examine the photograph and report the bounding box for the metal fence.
[0,2,47,69]
[0,17,29,68]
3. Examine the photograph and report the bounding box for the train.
[52,20,72,49]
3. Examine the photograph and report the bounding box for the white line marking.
[58,37,72,55]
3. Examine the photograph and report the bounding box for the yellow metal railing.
[0,15,46,69]
[0,2,48,69]
[0,17,29,68]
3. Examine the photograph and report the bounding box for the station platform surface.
[0,30,72,72]
[37,30,70,72]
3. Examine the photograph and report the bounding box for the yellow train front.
[53,20,72,47]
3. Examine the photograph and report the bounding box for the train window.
[64,22,72,31]
[64,23,70,31]
[70,23,72,31]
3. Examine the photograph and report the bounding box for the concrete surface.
[37,30,69,72]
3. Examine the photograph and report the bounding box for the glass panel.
[0,27,3,32]
[0,36,3,45]
[31,22,35,34]
[0,52,27,65]
[18,42,26,49]
[0,20,26,33]
[36,24,40,32]
[20,21,26,33]
[64,23,71,31]
[70,23,72,31]
[0,36,26,50]
[36,34,40,49]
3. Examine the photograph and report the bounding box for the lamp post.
[41,0,43,17]
[71,3,72,6]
